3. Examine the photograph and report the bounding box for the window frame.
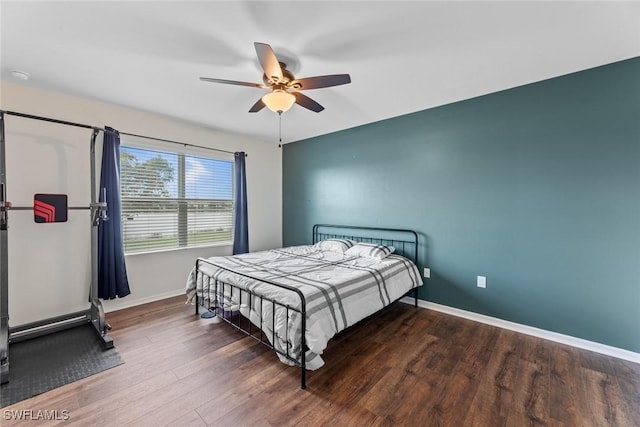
[119,141,235,255]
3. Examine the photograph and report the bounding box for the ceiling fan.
[200,42,351,114]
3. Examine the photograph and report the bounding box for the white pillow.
[344,243,395,260]
[314,239,355,253]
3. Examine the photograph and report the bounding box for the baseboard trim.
[400,297,640,365]
[103,291,639,364]
[103,289,186,313]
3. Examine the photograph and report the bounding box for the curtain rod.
[118,131,241,156]
[0,110,244,156]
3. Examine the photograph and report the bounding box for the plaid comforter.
[186,245,422,370]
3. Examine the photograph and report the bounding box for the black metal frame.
[0,112,111,385]
[192,224,420,389]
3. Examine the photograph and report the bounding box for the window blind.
[120,145,233,254]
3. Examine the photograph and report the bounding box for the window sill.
[124,241,233,257]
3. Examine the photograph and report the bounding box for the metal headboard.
[312,224,418,264]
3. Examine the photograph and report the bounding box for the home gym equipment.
[0,110,112,385]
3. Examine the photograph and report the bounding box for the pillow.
[344,243,395,260]
[314,238,355,253]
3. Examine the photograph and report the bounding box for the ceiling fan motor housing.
[264,63,297,88]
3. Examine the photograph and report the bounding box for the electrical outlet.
[477,276,486,288]
[423,268,430,278]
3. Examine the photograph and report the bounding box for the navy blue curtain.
[98,127,131,299]
[233,152,249,255]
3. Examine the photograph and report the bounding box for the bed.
[185,224,423,388]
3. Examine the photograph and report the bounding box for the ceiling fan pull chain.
[278,111,283,148]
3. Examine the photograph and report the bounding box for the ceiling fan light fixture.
[262,89,295,113]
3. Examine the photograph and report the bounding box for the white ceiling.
[1,1,639,144]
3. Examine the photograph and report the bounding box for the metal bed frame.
[193,224,420,389]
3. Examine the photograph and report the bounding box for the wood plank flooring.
[3,295,639,426]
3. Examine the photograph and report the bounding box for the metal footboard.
[193,257,308,389]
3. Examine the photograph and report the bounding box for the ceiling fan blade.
[254,42,284,82]
[290,74,351,90]
[200,77,265,88]
[249,98,266,113]
[293,92,325,113]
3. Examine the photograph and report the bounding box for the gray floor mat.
[1,324,122,407]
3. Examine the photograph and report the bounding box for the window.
[120,145,233,254]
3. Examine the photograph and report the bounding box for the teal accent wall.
[282,58,640,353]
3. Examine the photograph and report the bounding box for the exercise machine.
[0,111,113,385]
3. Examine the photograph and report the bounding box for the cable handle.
[0,183,9,231]
[90,187,109,224]
[0,183,10,207]
[100,187,108,220]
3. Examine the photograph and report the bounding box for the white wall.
[0,81,282,324]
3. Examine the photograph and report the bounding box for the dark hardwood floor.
[4,295,639,426]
